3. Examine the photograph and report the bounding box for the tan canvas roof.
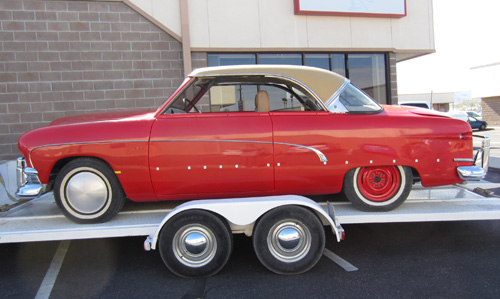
[189,65,348,103]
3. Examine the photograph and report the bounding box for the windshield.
[327,84,383,114]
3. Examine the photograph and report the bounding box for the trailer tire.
[54,158,125,224]
[252,206,325,275]
[158,210,233,277]
[343,165,412,211]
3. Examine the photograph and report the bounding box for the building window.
[207,53,256,66]
[258,53,302,65]
[207,53,388,104]
[304,54,346,77]
[347,54,387,104]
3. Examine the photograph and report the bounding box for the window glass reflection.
[208,53,256,66]
[258,54,302,65]
[347,54,386,104]
[304,54,330,70]
[331,54,346,77]
[207,53,387,104]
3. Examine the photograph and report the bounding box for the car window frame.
[161,74,328,115]
[326,82,383,114]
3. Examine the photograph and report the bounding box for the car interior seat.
[255,90,270,112]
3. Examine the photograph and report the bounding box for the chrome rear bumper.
[457,136,490,181]
[16,157,44,198]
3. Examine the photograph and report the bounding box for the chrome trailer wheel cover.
[267,220,312,263]
[173,224,217,268]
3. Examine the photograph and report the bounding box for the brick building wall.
[0,0,184,160]
[481,96,500,126]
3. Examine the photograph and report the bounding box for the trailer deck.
[2,183,500,244]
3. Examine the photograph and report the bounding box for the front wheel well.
[48,156,116,189]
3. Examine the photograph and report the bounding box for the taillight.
[460,132,473,140]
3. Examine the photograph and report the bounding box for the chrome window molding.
[325,80,350,108]
[189,73,329,112]
[158,77,193,115]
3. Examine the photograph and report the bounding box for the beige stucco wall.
[131,0,182,37]
[471,63,500,99]
[130,0,434,61]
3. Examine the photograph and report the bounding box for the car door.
[260,84,342,195]
[149,81,274,200]
[270,112,340,195]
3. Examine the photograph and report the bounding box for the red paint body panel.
[18,105,474,203]
[272,108,473,191]
[17,68,475,205]
[18,110,157,201]
[149,113,274,200]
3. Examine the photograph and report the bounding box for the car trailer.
[2,157,500,277]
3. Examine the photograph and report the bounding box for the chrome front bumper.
[16,157,44,198]
[457,136,490,181]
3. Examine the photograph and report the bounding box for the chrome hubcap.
[65,171,109,214]
[268,221,311,263]
[185,232,207,254]
[173,225,217,268]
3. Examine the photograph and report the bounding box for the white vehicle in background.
[399,101,469,122]
[467,111,483,120]
[447,111,469,122]
[399,101,432,109]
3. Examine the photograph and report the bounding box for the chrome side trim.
[153,139,328,163]
[454,158,474,162]
[274,141,328,163]
[27,140,146,169]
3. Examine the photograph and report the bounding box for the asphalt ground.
[3,219,500,298]
[2,128,500,299]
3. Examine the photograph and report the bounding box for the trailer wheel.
[158,210,233,277]
[343,165,412,211]
[252,206,325,275]
[54,158,125,224]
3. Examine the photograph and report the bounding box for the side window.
[165,79,207,114]
[165,78,321,114]
[205,84,316,112]
[260,85,305,112]
[204,84,258,112]
[327,83,382,114]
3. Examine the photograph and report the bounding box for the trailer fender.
[144,195,344,251]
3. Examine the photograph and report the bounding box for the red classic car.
[17,65,490,223]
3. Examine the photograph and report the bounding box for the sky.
[396,0,500,95]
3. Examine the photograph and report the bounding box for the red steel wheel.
[343,165,413,212]
[357,166,401,202]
